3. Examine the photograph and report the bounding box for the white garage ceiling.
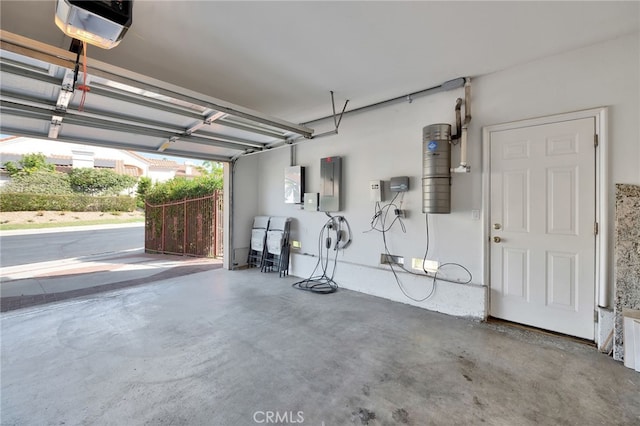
[1,1,638,161]
[0,32,313,161]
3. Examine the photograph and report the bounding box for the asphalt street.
[0,224,145,267]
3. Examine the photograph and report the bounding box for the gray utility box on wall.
[320,156,342,212]
[390,176,409,192]
[304,192,319,211]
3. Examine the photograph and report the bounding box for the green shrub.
[136,176,152,208]
[0,193,136,212]
[68,168,137,196]
[1,171,72,194]
[3,153,55,176]
[145,175,222,204]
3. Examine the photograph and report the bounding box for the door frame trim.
[482,107,609,319]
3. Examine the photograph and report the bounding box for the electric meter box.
[319,156,342,212]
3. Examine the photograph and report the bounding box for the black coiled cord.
[292,213,352,294]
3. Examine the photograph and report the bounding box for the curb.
[0,221,144,237]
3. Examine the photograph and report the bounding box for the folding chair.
[247,216,270,268]
[261,216,292,277]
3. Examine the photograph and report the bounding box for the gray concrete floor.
[0,250,222,312]
[1,268,638,426]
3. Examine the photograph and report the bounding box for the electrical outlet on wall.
[380,253,404,266]
[394,208,406,218]
[412,258,439,272]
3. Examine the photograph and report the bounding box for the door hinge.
[594,134,599,147]
[594,310,599,323]
[594,222,599,235]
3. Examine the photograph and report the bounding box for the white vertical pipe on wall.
[452,78,471,173]
[597,107,609,308]
[223,161,232,270]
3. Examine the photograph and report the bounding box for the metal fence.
[145,191,223,258]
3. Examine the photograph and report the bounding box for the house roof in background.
[175,165,202,179]
[147,159,180,169]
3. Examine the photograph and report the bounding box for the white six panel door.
[489,118,596,339]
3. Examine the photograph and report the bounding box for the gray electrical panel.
[319,156,342,212]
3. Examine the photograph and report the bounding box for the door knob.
[493,223,502,230]
[493,236,502,243]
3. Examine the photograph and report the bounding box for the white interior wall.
[473,33,640,307]
[231,154,261,268]
[232,33,639,319]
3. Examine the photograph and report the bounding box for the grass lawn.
[0,211,145,231]
[0,217,144,231]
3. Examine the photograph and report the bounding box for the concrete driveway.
[0,225,222,312]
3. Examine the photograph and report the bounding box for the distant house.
[0,136,201,187]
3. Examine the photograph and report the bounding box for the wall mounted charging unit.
[390,176,409,192]
[320,156,342,212]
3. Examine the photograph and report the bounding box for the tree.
[3,153,55,176]
[137,176,152,199]
[68,168,137,196]
[136,176,152,208]
[198,161,222,176]
[197,161,223,188]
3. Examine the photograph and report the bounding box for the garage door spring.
[76,41,90,111]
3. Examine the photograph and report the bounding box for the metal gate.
[145,191,223,258]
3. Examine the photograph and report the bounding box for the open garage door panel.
[0,31,313,162]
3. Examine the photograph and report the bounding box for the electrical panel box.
[284,165,305,204]
[304,192,319,211]
[319,156,342,212]
[390,176,409,192]
[369,180,382,202]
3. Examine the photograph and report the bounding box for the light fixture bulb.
[54,0,132,50]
